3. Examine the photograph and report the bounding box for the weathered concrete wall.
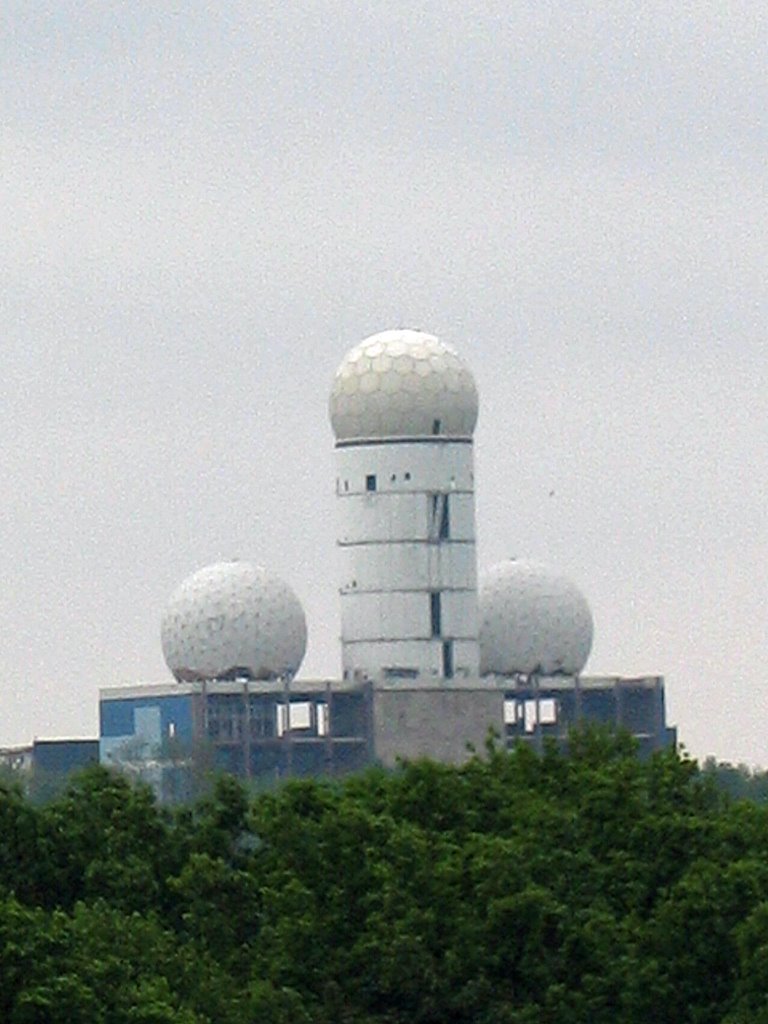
[372,686,505,766]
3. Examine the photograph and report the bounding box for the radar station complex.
[4,330,677,798]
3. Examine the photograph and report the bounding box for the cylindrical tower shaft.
[336,438,479,680]
[329,329,480,683]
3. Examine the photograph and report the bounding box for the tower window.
[383,667,419,680]
[442,640,454,679]
[366,474,377,492]
[404,472,411,481]
[432,419,441,434]
[428,493,450,541]
[439,494,450,539]
[430,592,441,637]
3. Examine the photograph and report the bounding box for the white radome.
[161,561,307,682]
[479,560,593,676]
[329,328,478,441]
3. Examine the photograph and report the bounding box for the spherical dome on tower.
[479,560,593,677]
[161,561,307,682]
[329,329,478,441]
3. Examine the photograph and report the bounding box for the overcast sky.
[1,1,766,764]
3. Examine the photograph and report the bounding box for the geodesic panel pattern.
[479,560,593,676]
[330,329,478,441]
[161,561,307,682]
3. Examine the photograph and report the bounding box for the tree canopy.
[2,732,768,1023]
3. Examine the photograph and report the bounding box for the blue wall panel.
[100,694,194,742]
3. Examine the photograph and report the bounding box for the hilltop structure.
[98,330,676,797]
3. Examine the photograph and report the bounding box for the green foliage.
[3,735,768,1022]
[702,757,768,805]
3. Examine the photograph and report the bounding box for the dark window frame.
[442,640,454,679]
[428,493,451,541]
[430,591,442,637]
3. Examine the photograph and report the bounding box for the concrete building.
[100,679,371,793]
[98,328,677,796]
[0,744,33,775]
[99,673,674,795]
[0,739,99,794]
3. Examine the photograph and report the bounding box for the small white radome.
[161,561,307,682]
[479,559,593,676]
[329,328,478,441]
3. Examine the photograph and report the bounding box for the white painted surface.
[161,561,307,682]
[335,435,479,680]
[330,329,478,441]
[340,543,477,593]
[479,560,593,676]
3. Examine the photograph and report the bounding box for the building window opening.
[383,666,419,680]
[430,591,442,637]
[317,703,329,736]
[432,419,441,435]
[540,699,557,725]
[366,474,377,492]
[344,480,349,491]
[439,494,450,539]
[291,702,313,730]
[278,701,314,735]
[249,699,275,738]
[404,472,411,481]
[390,473,396,482]
[442,640,454,679]
[503,699,519,725]
[428,493,450,541]
[523,698,558,733]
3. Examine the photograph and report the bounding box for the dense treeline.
[702,758,768,806]
[3,733,768,1023]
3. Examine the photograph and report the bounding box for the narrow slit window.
[383,667,419,680]
[439,494,450,540]
[428,494,438,540]
[428,493,450,541]
[430,592,441,637]
[442,640,454,679]
[366,474,377,492]
[432,418,441,435]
